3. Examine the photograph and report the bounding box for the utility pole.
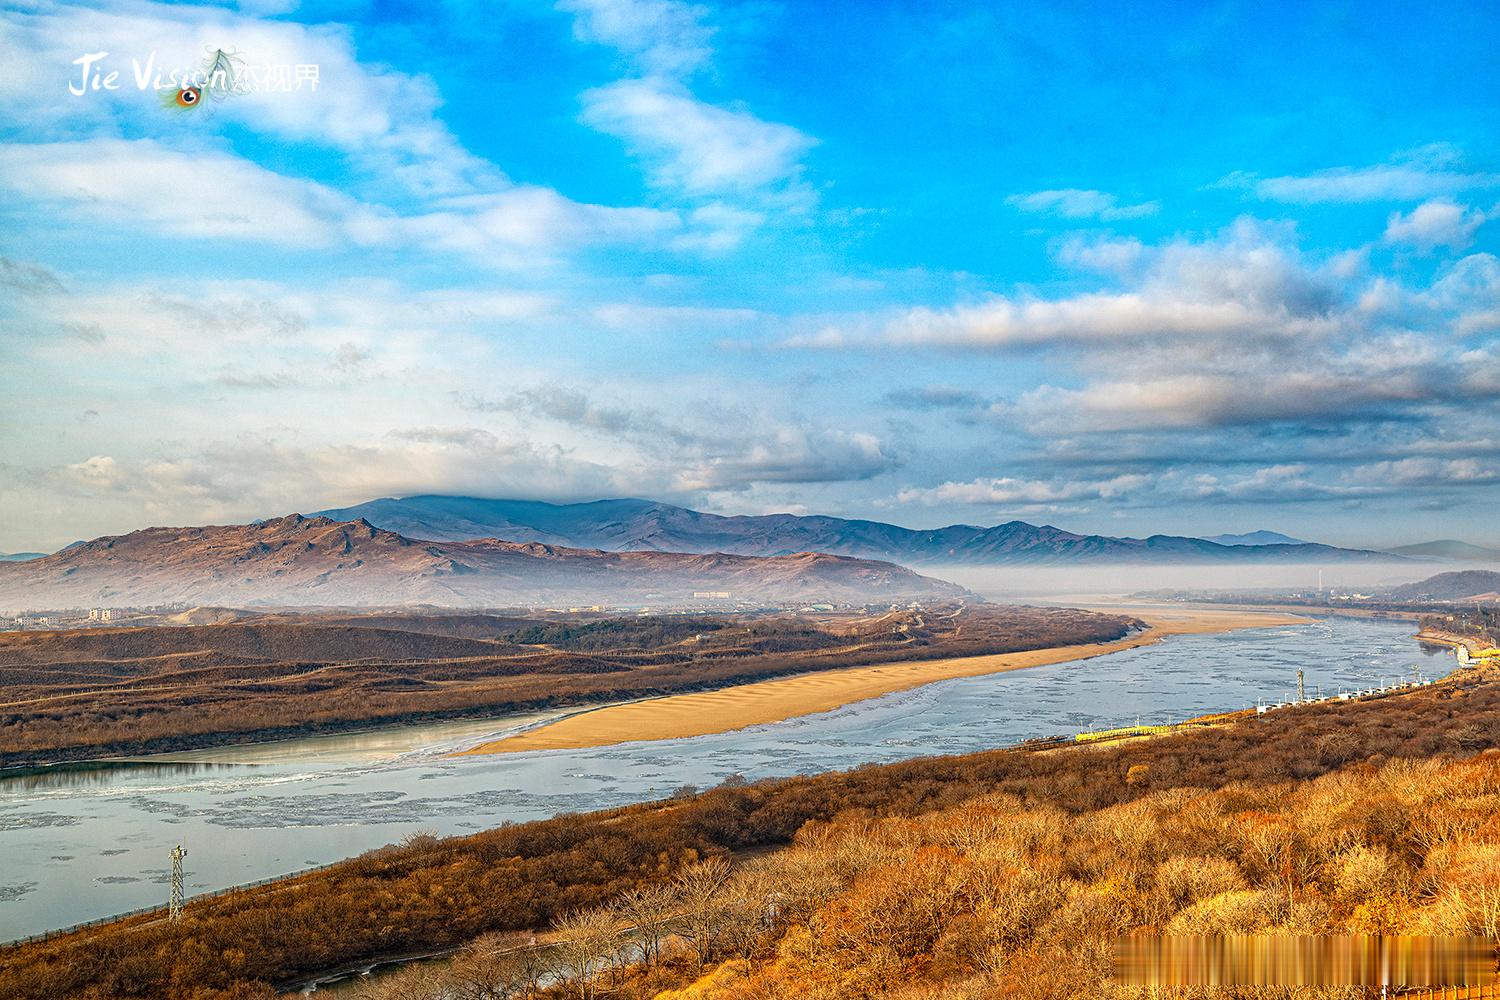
[169,844,187,922]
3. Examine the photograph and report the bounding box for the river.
[0,615,1441,941]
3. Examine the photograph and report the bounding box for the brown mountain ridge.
[0,514,967,612]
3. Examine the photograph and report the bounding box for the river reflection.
[0,616,1435,940]
[123,710,572,766]
[0,761,255,792]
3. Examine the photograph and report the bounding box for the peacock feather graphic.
[161,47,247,113]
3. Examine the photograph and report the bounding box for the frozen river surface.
[0,615,1437,939]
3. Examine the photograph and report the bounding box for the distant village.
[6,604,188,630]
[4,598,921,631]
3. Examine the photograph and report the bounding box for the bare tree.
[449,937,541,1000]
[612,881,677,966]
[717,870,775,962]
[354,964,446,1000]
[674,858,733,966]
[550,907,620,1000]
[504,939,549,1000]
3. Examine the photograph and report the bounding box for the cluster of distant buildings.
[1281,588,1375,602]
[4,604,186,630]
[544,597,921,617]
[9,608,119,630]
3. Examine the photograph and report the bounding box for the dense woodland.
[2,665,1499,999]
[0,604,1137,766]
[362,754,1500,1000]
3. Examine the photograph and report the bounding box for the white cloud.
[557,0,714,77]
[1383,199,1488,252]
[1223,148,1500,204]
[1189,464,1368,503]
[560,0,818,236]
[1431,253,1500,336]
[53,455,129,494]
[38,437,626,523]
[582,77,815,199]
[1055,235,1146,274]
[0,138,682,261]
[0,257,67,295]
[1008,188,1159,221]
[0,139,358,247]
[0,2,730,267]
[878,293,1294,349]
[1014,369,1443,434]
[0,0,494,197]
[797,219,1340,351]
[786,219,1500,451]
[471,383,899,489]
[892,454,1500,514]
[897,474,1148,506]
[1349,457,1500,487]
[672,428,896,491]
[410,186,682,256]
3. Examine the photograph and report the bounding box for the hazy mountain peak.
[1387,540,1500,562]
[1200,530,1310,547]
[0,514,964,613]
[313,495,1399,566]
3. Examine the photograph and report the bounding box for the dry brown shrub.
[1156,854,1248,910]
[1164,888,1283,934]
[1330,843,1411,904]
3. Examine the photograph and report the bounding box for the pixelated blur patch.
[1113,934,1496,987]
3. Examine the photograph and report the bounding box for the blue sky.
[1,0,1498,552]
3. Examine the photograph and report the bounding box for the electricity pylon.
[169,844,187,922]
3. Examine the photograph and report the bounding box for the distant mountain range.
[0,552,44,562]
[316,495,1402,565]
[0,514,964,613]
[1199,531,1308,547]
[1386,540,1500,562]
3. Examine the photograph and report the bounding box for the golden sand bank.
[459,607,1309,756]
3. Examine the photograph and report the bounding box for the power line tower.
[169,844,187,922]
[1296,668,1306,704]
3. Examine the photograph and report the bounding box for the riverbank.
[1414,628,1497,658]
[0,604,1135,770]
[1177,601,1425,622]
[461,607,1309,755]
[4,617,1476,1000]
[0,615,1415,944]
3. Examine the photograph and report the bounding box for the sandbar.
[459,607,1309,756]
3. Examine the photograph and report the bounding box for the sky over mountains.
[1,0,1498,552]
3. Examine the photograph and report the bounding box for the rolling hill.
[1386,540,1500,562]
[1382,570,1500,603]
[0,514,965,613]
[317,495,1400,565]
